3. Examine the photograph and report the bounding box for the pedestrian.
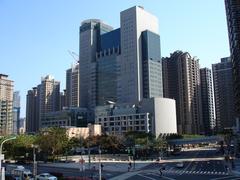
[159,167,163,176]
[128,161,132,171]
[101,163,104,171]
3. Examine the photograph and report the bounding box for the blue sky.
[0,0,229,117]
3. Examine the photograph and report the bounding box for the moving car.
[36,173,57,180]
[176,162,184,168]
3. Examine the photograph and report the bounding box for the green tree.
[4,135,36,161]
[36,127,69,161]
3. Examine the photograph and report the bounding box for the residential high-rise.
[66,63,79,107]
[225,0,240,121]
[200,68,215,134]
[26,87,39,133]
[39,75,60,128]
[0,74,14,135]
[79,6,163,109]
[212,57,235,132]
[162,51,203,134]
[13,91,20,134]
[60,90,67,110]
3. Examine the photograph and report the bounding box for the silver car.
[36,173,57,180]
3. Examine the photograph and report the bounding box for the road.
[5,147,240,180]
[123,147,240,180]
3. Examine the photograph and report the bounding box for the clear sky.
[0,0,230,118]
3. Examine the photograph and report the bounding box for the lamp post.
[98,146,101,180]
[0,136,16,180]
[31,145,38,177]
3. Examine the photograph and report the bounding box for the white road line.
[137,174,156,180]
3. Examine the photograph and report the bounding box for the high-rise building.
[39,75,60,128]
[212,57,235,132]
[60,90,67,110]
[66,63,79,107]
[225,0,240,121]
[13,91,20,134]
[26,87,39,133]
[79,19,113,109]
[200,68,215,134]
[0,74,14,135]
[79,6,163,109]
[118,6,162,104]
[162,51,203,134]
[96,28,121,106]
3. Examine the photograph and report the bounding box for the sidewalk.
[39,161,152,173]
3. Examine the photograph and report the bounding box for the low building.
[41,107,88,128]
[66,124,102,139]
[95,97,177,137]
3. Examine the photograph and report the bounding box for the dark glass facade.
[100,28,120,51]
[141,30,162,98]
[96,54,118,106]
[225,0,240,118]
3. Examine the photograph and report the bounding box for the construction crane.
[68,50,79,63]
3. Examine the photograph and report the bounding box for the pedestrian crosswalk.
[144,169,229,176]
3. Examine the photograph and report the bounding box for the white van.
[11,166,34,180]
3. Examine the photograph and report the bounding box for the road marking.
[137,174,156,180]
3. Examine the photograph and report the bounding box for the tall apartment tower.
[60,90,67,110]
[13,91,20,134]
[79,19,113,109]
[39,75,60,127]
[118,6,162,104]
[0,74,14,135]
[200,68,215,134]
[212,57,235,132]
[225,0,240,120]
[66,63,79,107]
[26,87,39,133]
[162,51,203,134]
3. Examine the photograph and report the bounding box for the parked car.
[36,173,57,180]
[176,162,184,168]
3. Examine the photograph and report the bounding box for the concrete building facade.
[212,57,235,132]
[0,74,14,135]
[39,75,60,128]
[118,6,161,104]
[95,97,177,137]
[162,51,203,134]
[66,63,79,107]
[200,68,215,134]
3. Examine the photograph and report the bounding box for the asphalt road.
[5,147,240,180]
[125,148,240,180]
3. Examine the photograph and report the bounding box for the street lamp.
[0,136,16,180]
[98,146,101,180]
[31,145,38,177]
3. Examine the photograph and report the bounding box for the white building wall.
[153,98,177,136]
